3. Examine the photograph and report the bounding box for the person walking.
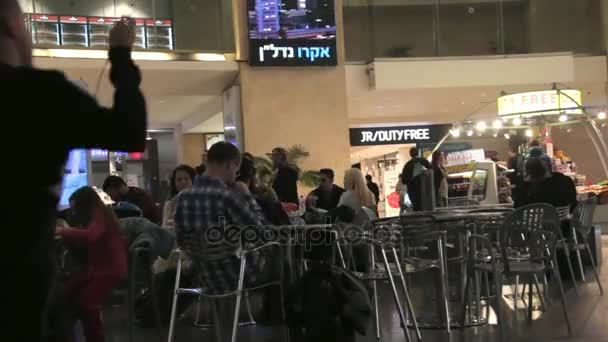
[401,148,431,211]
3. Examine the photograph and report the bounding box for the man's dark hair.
[319,168,334,180]
[529,140,540,147]
[365,174,372,182]
[409,147,420,158]
[207,141,240,164]
[102,175,126,192]
[525,157,547,181]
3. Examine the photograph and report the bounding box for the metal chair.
[554,205,580,293]
[127,245,164,342]
[350,221,421,342]
[167,243,287,342]
[569,199,603,295]
[398,215,451,333]
[460,203,573,341]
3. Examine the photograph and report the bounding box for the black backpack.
[287,263,371,342]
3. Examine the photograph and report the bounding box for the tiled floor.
[103,237,608,342]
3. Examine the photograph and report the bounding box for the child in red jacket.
[56,186,127,342]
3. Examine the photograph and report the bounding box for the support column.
[234,0,351,184]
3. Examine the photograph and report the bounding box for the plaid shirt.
[175,176,267,294]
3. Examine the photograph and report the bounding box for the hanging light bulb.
[493,132,498,138]
[512,117,522,126]
[559,114,568,122]
[476,121,487,131]
[450,128,461,138]
[504,133,511,140]
[492,120,503,129]
[525,129,533,137]
[466,129,474,137]
[598,111,607,120]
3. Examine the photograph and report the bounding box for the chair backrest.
[500,203,560,267]
[571,199,597,236]
[555,206,571,222]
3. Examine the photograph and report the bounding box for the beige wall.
[181,133,204,168]
[552,124,608,184]
[603,0,608,51]
[236,0,352,186]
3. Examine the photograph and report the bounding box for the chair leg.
[278,283,290,342]
[483,271,491,322]
[392,248,421,341]
[571,228,586,281]
[381,249,411,342]
[211,300,223,342]
[149,268,164,342]
[514,275,519,311]
[167,255,183,342]
[372,280,381,340]
[437,239,451,333]
[521,282,527,308]
[562,246,579,296]
[474,271,481,322]
[231,258,247,342]
[460,271,471,330]
[128,254,137,342]
[533,275,546,312]
[542,274,552,306]
[552,256,573,336]
[494,272,505,342]
[527,275,534,324]
[244,292,256,325]
[584,241,604,295]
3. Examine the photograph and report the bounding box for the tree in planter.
[253,145,321,190]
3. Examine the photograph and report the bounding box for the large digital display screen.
[59,149,89,208]
[248,0,337,66]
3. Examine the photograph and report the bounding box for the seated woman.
[339,168,377,214]
[162,164,196,229]
[56,186,127,342]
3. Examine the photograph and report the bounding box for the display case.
[133,18,146,49]
[145,19,173,50]
[31,14,59,46]
[59,16,88,47]
[27,13,174,50]
[88,16,118,48]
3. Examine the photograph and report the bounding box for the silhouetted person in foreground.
[0,1,147,339]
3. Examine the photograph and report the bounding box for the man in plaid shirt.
[175,142,268,295]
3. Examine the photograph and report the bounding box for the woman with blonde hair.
[338,168,377,212]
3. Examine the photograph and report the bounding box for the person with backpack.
[401,148,432,211]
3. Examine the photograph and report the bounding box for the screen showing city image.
[248,0,337,66]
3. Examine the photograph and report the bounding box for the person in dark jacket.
[516,157,577,210]
[237,153,290,225]
[103,175,161,224]
[401,148,432,211]
[56,187,128,342]
[365,175,380,205]
[270,147,299,204]
[308,169,346,211]
[0,2,146,340]
[507,145,524,204]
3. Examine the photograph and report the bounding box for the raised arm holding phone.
[0,1,147,340]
